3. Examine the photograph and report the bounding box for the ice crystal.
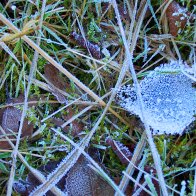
[117,61,196,135]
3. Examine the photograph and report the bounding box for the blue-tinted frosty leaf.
[117,61,196,135]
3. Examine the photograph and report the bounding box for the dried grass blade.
[0,13,129,126]
[112,0,168,195]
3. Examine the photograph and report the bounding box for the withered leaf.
[65,155,114,196]
[70,32,102,59]
[14,155,114,196]
[166,1,196,36]
[107,138,160,195]
[106,137,133,165]
[50,106,84,137]
[0,106,33,149]
[44,64,67,104]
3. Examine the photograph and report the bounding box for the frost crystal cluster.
[117,61,196,135]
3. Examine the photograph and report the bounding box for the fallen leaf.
[0,95,36,149]
[166,1,196,36]
[14,154,114,196]
[106,137,133,165]
[0,106,33,149]
[70,32,102,59]
[44,64,68,104]
[65,155,114,196]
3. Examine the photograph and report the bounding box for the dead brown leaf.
[14,154,114,196]
[44,64,68,104]
[0,106,33,149]
[166,1,195,36]
[70,31,102,59]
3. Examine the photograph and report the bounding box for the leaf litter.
[0,96,34,149]
[44,64,68,104]
[166,1,196,36]
[14,151,114,196]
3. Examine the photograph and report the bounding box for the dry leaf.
[14,155,114,196]
[50,106,84,137]
[0,106,33,149]
[65,155,114,196]
[0,95,36,149]
[166,1,195,36]
[62,107,84,137]
[70,32,102,59]
[44,64,67,104]
[106,137,133,165]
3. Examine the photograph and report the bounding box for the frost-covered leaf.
[106,137,132,165]
[166,1,196,36]
[0,95,37,149]
[44,64,68,104]
[117,61,196,135]
[65,155,114,196]
[0,106,33,149]
[14,154,114,196]
[70,32,102,59]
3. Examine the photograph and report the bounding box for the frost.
[13,181,28,194]
[65,156,114,196]
[117,61,196,135]
[65,157,92,195]
[29,146,80,196]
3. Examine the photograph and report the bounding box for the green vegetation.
[0,0,195,195]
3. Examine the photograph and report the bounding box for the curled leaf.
[106,137,132,165]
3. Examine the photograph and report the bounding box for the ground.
[0,0,195,195]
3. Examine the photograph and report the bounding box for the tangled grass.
[0,0,195,195]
